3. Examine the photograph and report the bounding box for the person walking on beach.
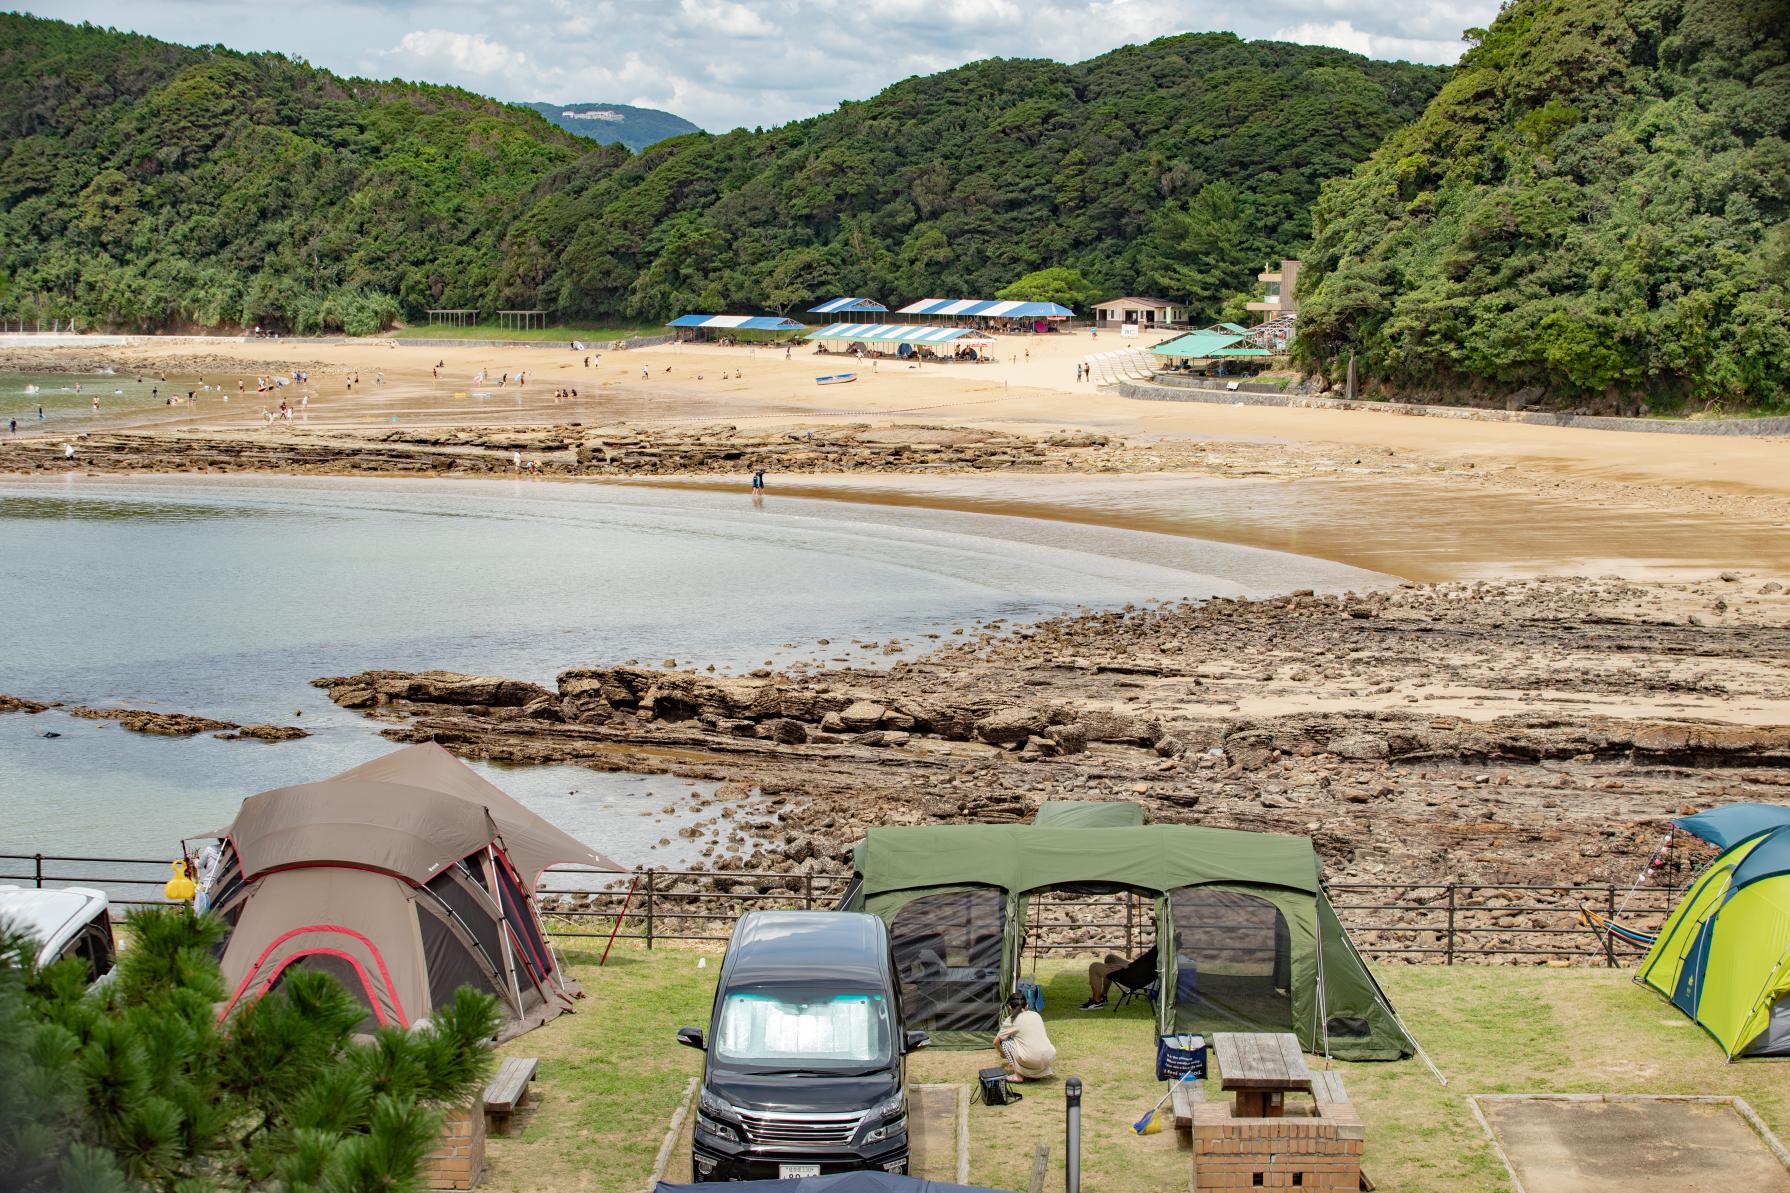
[8,418,15,435]
[751,468,766,492]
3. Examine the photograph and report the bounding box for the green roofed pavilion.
[1151,330,1271,359]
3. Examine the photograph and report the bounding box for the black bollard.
[1064,1076,1082,1193]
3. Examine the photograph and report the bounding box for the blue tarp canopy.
[895,299,1073,319]
[667,314,804,331]
[807,323,994,345]
[810,296,889,314]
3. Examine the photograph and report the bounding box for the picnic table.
[1210,1032,1313,1118]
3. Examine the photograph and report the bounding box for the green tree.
[1139,182,1260,321]
[0,908,498,1192]
[996,266,1095,309]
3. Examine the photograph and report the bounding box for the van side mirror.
[904,1030,930,1053]
[676,1027,706,1051]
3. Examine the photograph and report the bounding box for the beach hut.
[1093,297,1185,330]
[1150,329,1274,373]
[1637,803,1790,1058]
[837,823,1412,1060]
[804,322,995,361]
[666,315,805,342]
[809,297,889,316]
[199,743,623,1041]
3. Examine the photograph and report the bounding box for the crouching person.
[994,992,1056,1083]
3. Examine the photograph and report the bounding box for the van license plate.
[779,1165,821,1179]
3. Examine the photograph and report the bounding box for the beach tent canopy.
[840,824,1411,1060]
[895,299,1073,319]
[806,323,994,345]
[1638,803,1790,1058]
[809,297,889,315]
[1032,800,1144,829]
[667,314,804,331]
[202,743,622,1041]
[1151,330,1271,359]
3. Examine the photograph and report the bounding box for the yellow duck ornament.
[164,858,197,902]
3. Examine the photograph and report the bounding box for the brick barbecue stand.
[1190,1096,1364,1191]
[423,1100,487,1191]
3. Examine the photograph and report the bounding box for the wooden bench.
[1308,1069,1349,1106]
[1171,1077,1206,1130]
[483,1057,538,1136]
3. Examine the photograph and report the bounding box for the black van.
[677,910,927,1182]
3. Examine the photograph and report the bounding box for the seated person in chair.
[1080,945,1157,1010]
[994,992,1056,1083]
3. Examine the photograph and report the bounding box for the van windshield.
[713,988,893,1073]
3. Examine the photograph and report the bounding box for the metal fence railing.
[0,853,1685,967]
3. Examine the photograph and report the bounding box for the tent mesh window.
[417,907,507,1012]
[492,853,554,980]
[890,889,1005,1034]
[1171,887,1294,1034]
[425,866,505,975]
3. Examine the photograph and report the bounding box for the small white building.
[1092,296,1185,329]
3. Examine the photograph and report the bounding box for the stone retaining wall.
[1116,380,1790,437]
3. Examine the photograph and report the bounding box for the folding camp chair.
[1109,947,1159,1013]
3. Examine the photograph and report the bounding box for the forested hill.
[0,15,613,334]
[0,14,1446,333]
[519,101,700,151]
[1295,0,1790,412]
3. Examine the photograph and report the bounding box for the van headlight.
[697,1090,741,1142]
[865,1092,907,1142]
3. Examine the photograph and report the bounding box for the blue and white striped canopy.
[667,314,805,331]
[895,299,1073,318]
[805,323,994,345]
[809,296,889,314]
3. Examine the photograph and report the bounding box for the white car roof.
[0,885,110,959]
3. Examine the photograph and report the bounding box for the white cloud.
[1272,18,1466,64]
[18,1,1500,131]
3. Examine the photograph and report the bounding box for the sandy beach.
[5,330,1789,581]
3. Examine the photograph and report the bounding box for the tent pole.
[1314,908,1332,1064]
[491,846,524,1013]
[601,873,641,967]
[1378,991,1447,1086]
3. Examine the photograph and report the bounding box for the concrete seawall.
[1115,380,1790,438]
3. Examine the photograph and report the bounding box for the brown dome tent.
[200,743,623,1041]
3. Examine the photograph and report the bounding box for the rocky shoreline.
[309,574,1790,958]
[0,423,1123,478]
[2,698,308,741]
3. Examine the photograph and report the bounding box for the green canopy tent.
[1031,801,1144,829]
[838,824,1412,1060]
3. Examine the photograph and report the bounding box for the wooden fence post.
[1603,885,1618,968]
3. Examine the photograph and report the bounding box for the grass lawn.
[488,945,1789,1192]
[390,321,667,342]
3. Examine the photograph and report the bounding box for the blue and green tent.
[1637,803,1790,1058]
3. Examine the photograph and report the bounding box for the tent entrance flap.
[873,885,1009,1045]
[1170,886,1295,1036]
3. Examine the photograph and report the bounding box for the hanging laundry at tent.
[195,742,624,1041]
[1637,802,1790,1058]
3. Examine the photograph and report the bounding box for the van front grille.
[734,1109,863,1146]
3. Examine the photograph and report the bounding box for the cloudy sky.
[23,0,1499,131]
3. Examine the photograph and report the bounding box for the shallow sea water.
[0,474,1385,875]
